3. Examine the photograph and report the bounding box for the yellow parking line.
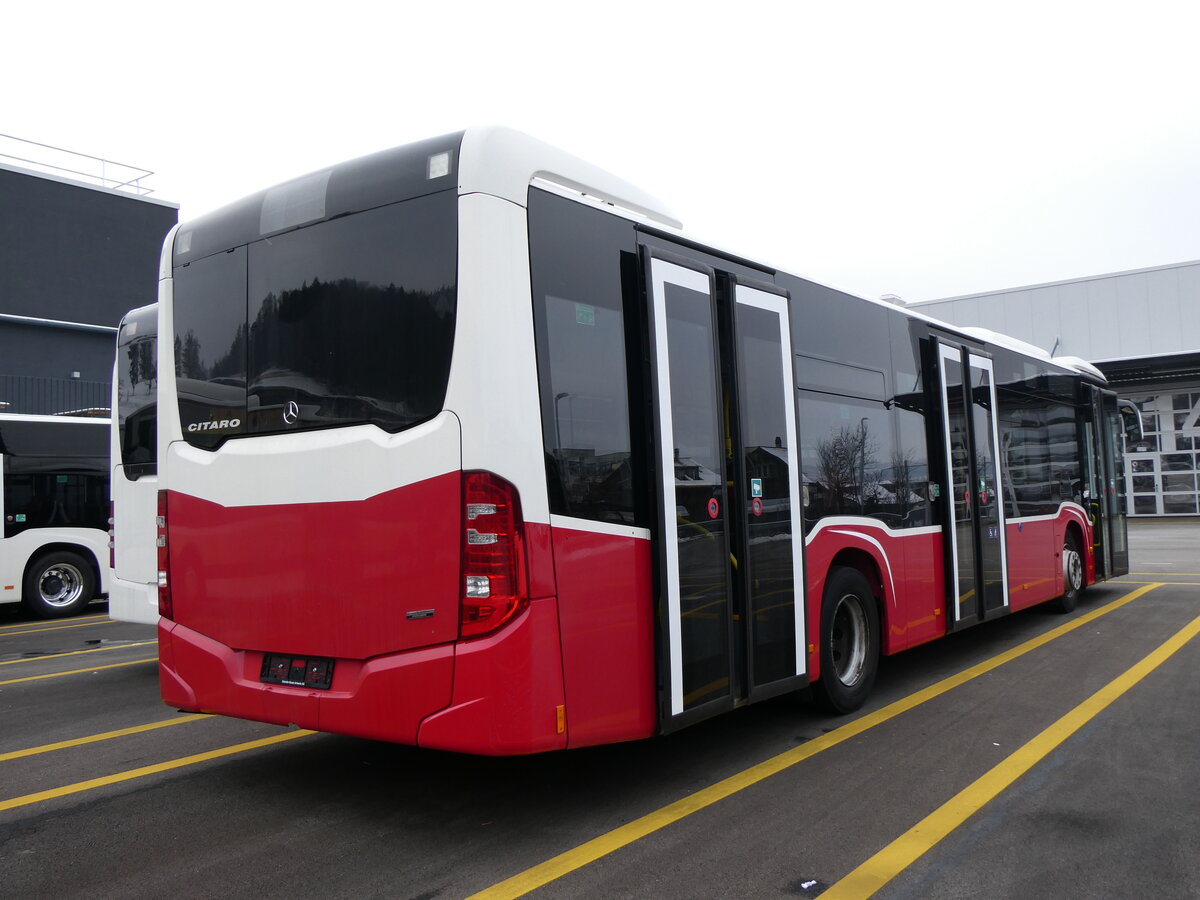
[0,619,119,638]
[822,612,1200,899]
[0,613,109,631]
[0,640,156,667]
[0,729,316,812]
[1126,572,1200,577]
[466,583,1162,900]
[0,657,157,686]
[0,714,210,763]
[1104,585,1200,592]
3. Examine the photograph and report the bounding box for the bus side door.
[936,341,1011,629]
[1088,385,1130,577]
[642,249,806,732]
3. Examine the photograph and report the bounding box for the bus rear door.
[642,250,806,732]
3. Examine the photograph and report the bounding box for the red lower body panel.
[550,524,656,749]
[159,619,454,745]
[417,596,567,755]
[801,507,1093,681]
[1006,508,1092,611]
[163,474,461,662]
[803,523,948,681]
[1006,517,1061,611]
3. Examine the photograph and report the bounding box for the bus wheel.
[814,566,880,714]
[1052,532,1085,613]
[23,551,96,619]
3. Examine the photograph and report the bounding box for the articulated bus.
[153,128,1130,754]
[109,303,159,624]
[0,413,110,618]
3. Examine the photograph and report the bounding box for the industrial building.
[0,137,177,415]
[910,260,1200,516]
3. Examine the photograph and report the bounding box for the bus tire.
[22,551,96,619]
[814,566,880,714]
[1051,530,1085,613]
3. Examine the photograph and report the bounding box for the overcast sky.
[4,0,1198,303]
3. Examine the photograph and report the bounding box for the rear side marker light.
[156,490,172,619]
[108,501,115,569]
[460,471,529,638]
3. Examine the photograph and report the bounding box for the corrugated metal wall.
[910,260,1200,362]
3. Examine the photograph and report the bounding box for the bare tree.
[816,424,877,513]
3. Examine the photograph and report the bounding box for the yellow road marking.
[0,714,209,763]
[822,612,1200,899]
[0,640,156,667]
[0,613,109,631]
[1113,581,1200,587]
[1126,572,1200,577]
[0,619,119,638]
[0,657,157,686]
[466,583,1162,900]
[0,729,315,813]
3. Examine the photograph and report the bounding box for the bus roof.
[459,127,681,230]
[165,128,1103,383]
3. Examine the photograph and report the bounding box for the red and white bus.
[154,128,1130,753]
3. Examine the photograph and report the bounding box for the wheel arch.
[827,546,888,650]
[1064,519,1086,581]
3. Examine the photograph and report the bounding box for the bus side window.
[528,188,642,526]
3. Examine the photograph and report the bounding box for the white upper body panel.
[458,127,680,229]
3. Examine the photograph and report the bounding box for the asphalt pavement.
[0,518,1196,899]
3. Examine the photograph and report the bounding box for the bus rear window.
[116,308,157,478]
[173,191,457,447]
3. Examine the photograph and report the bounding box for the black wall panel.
[0,167,177,327]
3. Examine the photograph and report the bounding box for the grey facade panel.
[1007,289,1034,349]
[1028,286,1059,354]
[1057,281,1088,353]
[979,294,1008,333]
[0,166,177,328]
[1180,265,1200,349]
[1146,267,1182,356]
[1115,274,1152,357]
[1086,277,1121,359]
[0,322,113,414]
[913,259,1200,362]
[0,321,113,382]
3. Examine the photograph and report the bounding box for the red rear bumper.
[158,595,569,754]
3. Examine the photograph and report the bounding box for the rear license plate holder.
[260,653,334,690]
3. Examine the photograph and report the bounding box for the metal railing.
[0,133,154,197]
[0,375,111,417]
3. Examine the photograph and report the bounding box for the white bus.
[108,303,159,624]
[0,413,110,617]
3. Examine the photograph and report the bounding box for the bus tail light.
[460,471,528,638]
[108,501,115,569]
[156,490,172,619]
